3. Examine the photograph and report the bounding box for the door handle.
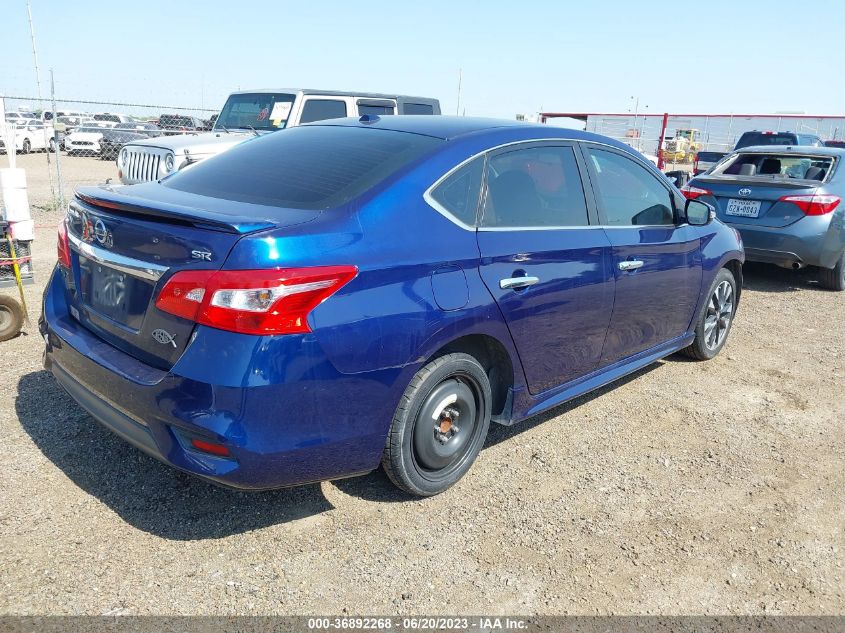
[499,276,540,290]
[618,260,644,272]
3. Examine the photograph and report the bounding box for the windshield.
[719,152,835,180]
[736,133,797,148]
[214,92,296,132]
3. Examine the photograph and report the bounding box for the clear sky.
[2,0,844,118]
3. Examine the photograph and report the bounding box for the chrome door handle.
[499,276,540,290]
[618,260,644,272]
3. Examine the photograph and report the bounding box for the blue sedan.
[41,116,744,496]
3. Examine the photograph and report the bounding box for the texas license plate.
[726,199,761,218]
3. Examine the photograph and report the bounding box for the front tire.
[818,251,845,291]
[382,353,492,496]
[21,139,31,154]
[682,267,737,361]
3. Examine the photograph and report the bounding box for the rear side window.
[586,148,674,226]
[429,157,484,226]
[482,145,589,228]
[162,126,443,210]
[358,104,395,116]
[403,103,434,115]
[299,99,348,124]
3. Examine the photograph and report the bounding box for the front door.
[476,142,615,395]
[580,145,702,365]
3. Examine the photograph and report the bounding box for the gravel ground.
[0,154,843,616]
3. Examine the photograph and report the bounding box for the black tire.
[818,251,845,291]
[48,137,57,153]
[21,139,31,154]
[682,267,737,361]
[0,295,25,342]
[382,352,492,496]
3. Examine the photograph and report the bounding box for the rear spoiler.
[692,176,823,189]
[75,187,275,234]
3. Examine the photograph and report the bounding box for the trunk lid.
[63,184,319,369]
[693,176,818,228]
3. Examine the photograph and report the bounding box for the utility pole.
[456,68,463,116]
[27,1,56,200]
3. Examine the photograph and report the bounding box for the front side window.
[299,99,348,124]
[586,148,674,226]
[481,145,589,228]
[429,156,484,226]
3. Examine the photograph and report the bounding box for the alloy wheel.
[704,280,733,350]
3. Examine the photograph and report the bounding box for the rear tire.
[682,267,737,361]
[0,296,25,342]
[48,137,57,153]
[818,251,845,291]
[382,353,492,496]
[21,139,31,154]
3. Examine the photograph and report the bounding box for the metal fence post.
[49,69,65,211]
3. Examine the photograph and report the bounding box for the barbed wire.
[1,95,216,112]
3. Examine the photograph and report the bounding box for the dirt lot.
[0,153,843,616]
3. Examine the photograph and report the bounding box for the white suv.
[118,88,441,184]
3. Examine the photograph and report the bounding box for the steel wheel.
[704,280,733,350]
[412,376,481,476]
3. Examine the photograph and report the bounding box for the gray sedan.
[684,146,845,290]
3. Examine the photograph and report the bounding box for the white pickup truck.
[117,88,441,185]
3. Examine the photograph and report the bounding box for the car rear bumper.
[725,216,843,269]
[40,268,390,490]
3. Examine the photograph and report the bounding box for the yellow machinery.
[662,129,702,163]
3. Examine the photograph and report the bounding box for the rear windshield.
[736,132,797,148]
[718,153,835,181]
[162,125,444,210]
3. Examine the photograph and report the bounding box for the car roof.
[305,115,639,149]
[734,145,845,156]
[227,88,438,102]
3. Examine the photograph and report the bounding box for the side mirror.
[685,198,715,226]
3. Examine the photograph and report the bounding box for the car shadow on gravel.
[16,370,333,540]
[332,363,663,502]
[741,262,827,293]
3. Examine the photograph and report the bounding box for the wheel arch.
[426,333,515,419]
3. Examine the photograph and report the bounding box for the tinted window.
[482,145,589,228]
[403,103,434,115]
[358,104,395,116]
[163,126,443,210]
[587,148,674,226]
[299,99,348,124]
[430,157,483,226]
[735,132,797,148]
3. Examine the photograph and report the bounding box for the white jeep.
[117,88,441,184]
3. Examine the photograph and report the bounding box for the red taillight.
[779,194,841,216]
[57,219,71,267]
[155,266,358,335]
[681,184,712,200]
[189,438,231,457]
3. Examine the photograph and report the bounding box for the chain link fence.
[1,94,217,214]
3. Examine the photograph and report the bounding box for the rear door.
[475,142,615,394]
[581,145,702,365]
